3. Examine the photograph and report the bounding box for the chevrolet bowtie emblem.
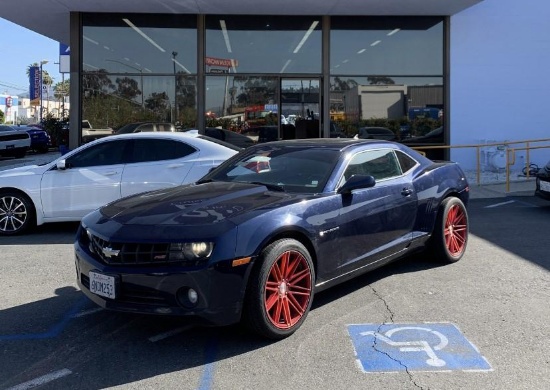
[102,247,120,258]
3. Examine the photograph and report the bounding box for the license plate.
[6,145,14,149]
[540,180,550,192]
[89,271,116,299]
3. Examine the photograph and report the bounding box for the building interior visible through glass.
[81,14,444,155]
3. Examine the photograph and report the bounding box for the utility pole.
[172,51,178,124]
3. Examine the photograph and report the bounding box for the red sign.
[5,96,12,108]
[205,57,238,68]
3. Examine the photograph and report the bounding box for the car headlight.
[169,242,214,261]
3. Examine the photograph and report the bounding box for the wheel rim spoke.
[0,196,27,233]
[264,250,312,329]
[444,205,467,255]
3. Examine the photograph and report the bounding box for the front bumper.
[75,242,250,326]
[535,177,550,200]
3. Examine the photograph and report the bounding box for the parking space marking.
[347,323,492,372]
[485,200,516,208]
[148,326,193,342]
[6,368,72,390]
[71,307,103,318]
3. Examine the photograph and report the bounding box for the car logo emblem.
[102,247,120,258]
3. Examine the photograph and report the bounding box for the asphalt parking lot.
[1,154,549,390]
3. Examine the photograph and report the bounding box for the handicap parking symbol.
[347,323,491,372]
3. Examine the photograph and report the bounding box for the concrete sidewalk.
[467,178,536,199]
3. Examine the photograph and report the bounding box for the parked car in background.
[402,127,444,145]
[182,127,255,148]
[14,125,51,153]
[0,132,239,235]
[81,120,114,143]
[114,122,176,134]
[535,160,550,200]
[355,126,396,141]
[75,138,470,339]
[0,124,31,159]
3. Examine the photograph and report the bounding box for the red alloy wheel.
[444,204,468,256]
[264,250,312,329]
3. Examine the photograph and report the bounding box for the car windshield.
[203,145,341,193]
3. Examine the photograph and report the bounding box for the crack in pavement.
[369,285,429,390]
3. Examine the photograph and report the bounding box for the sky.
[0,17,63,97]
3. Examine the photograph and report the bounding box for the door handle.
[103,171,118,176]
[401,188,413,196]
[167,164,184,168]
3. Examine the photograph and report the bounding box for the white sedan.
[0,132,240,235]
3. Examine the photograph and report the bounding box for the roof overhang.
[0,0,483,44]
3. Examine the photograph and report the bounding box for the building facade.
[2,0,549,170]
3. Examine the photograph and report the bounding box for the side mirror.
[338,174,376,194]
[56,159,67,170]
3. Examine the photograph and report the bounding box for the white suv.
[0,125,31,159]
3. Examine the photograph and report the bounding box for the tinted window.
[196,135,242,152]
[207,146,340,193]
[67,140,128,168]
[344,149,401,182]
[137,123,155,132]
[396,150,418,173]
[130,138,197,163]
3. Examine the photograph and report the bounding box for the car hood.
[0,164,51,177]
[100,181,300,227]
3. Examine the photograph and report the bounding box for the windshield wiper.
[250,181,285,192]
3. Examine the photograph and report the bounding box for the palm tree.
[53,79,70,117]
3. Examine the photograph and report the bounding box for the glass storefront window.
[205,15,321,74]
[82,14,198,130]
[82,73,197,130]
[329,76,443,142]
[330,17,444,76]
[205,75,278,132]
[83,14,197,74]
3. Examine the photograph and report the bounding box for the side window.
[343,149,402,182]
[66,140,127,168]
[136,123,155,132]
[395,150,418,174]
[130,139,197,163]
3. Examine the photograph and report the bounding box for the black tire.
[0,192,36,235]
[14,149,27,159]
[36,146,49,154]
[428,197,469,263]
[242,239,315,339]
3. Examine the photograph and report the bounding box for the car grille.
[80,229,173,266]
[0,133,29,142]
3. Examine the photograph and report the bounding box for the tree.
[53,79,70,116]
[0,109,4,123]
[367,76,395,85]
[115,77,141,101]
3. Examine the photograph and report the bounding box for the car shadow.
[312,252,443,310]
[0,252,444,389]
[0,222,80,245]
[468,197,550,272]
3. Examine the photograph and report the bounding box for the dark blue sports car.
[75,139,470,339]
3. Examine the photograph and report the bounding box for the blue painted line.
[0,297,89,341]
[197,336,218,390]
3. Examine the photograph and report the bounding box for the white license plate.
[89,271,116,299]
[540,180,550,192]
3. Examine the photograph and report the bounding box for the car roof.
[255,137,395,150]
[89,130,241,151]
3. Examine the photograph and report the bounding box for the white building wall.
[450,0,550,170]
